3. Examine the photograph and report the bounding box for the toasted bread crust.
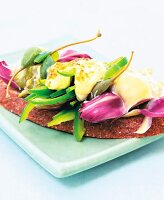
[0,80,164,138]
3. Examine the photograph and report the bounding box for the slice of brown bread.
[0,80,164,138]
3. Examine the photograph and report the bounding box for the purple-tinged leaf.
[80,92,127,123]
[0,61,11,77]
[58,50,91,62]
[134,97,164,134]
[0,60,19,89]
[141,97,164,117]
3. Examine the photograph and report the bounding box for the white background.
[0,0,164,199]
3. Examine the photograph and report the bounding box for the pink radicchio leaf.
[140,97,164,117]
[58,50,92,62]
[0,61,11,77]
[0,60,19,89]
[80,92,127,123]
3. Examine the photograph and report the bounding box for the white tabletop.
[0,0,164,199]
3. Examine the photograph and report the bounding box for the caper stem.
[51,31,102,55]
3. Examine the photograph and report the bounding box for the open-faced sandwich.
[0,32,164,141]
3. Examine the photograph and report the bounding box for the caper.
[91,79,113,98]
[21,47,45,68]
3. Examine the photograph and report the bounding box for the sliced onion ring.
[134,117,152,134]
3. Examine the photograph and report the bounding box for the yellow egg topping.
[45,59,107,101]
[46,62,71,90]
[74,59,106,101]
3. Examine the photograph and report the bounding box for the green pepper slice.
[66,85,75,93]
[104,57,128,80]
[73,103,85,142]
[105,56,127,67]
[50,89,66,98]
[51,51,59,62]
[18,89,29,98]
[40,55,55,79]
[29,86,52,96]
[47,109,75,127]
[24,93,37,101]
[19,102,36,123]
[34,51,50,64]
[57,68,76,77]
[70,100,77,107]
[31,90,76,105]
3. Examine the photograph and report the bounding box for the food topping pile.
[0,32,164,141]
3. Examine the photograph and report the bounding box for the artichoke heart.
[14,64,41,89]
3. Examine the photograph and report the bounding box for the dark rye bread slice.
[0,80,164,138]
